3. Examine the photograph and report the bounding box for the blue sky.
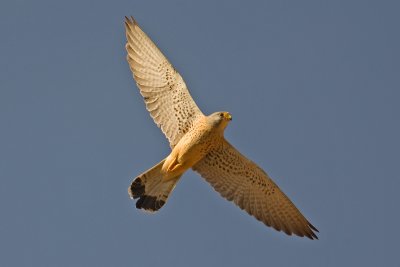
[1,0,399,266]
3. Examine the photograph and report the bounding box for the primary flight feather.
[125,16,318,239]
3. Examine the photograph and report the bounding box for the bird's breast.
[171,124,221,169]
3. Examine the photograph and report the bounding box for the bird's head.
[208,111,232,132]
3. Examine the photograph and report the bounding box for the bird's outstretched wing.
[193,139,319,239]
[125,17,204,148]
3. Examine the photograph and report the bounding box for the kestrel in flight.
[125,16,318,239]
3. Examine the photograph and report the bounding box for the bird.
[124,16,319,239]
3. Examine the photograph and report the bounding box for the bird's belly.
[162,132,216,179]
[178,140,212,166]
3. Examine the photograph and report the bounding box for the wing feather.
[193,139,318,239]
[125,17,203,147]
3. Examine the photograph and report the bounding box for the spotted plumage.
[125,16,318,239]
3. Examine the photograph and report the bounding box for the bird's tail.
[128,159,182,212]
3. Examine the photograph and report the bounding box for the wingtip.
[308,221,319,233]
[307,230,319,240]
[286,228,318,240]
[308,228,319,240]
[124,16,138,37]
[305,221,319,240]
[124,15,137,26]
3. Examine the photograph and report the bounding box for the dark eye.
[220,113,224,117]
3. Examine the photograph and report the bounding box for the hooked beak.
[224,112,232,121]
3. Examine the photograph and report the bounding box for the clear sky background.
[1,0,399,266]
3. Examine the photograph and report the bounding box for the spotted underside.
[193,139,318,239]
[125,17,204,148]
[125,16,318,239]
